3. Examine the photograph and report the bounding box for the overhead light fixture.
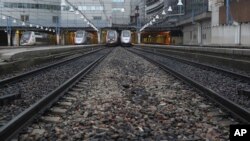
[121,8,125,12]
[152,18,156,22]
[84,18,87,22]
[80,15,84,19]
[177,0,183,6]
[22,22,26,26]
[61,0,67,6]
[41,26,43,30]
[36,25,39,28]
[75,10,79,15]
[29,24,33,27]
[2,16,6,20]
[149,21,153,25]
[45,28,48,31]
[69,6,74,12]
[53,30,55,32]
[162,10,166,15]
[156,15,159,19]
[49,29,51,31]
[168,6,173,12]
[13,19,17,23]
[87,22,90,25]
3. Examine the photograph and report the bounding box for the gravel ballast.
[0,49,110,125]
[19,47,237,140]
[130,48,250,109]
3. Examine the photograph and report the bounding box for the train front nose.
[108,38,115,43]
[122,37,130,43]
[76,39,82,43]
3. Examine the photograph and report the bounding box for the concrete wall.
[201,21,212,45]
[241,23,250,45]
[183,24,198,45]
[212,25,236,45]
[211,23,250,46]
[183,20,211,45]
[172,37,182,45]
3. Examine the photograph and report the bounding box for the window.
[108,31,115,37]
[77,6,103,11]
[202,34,206,39]
[113,0,124,2]
[52,16,59,24]
[91,6,96,10]
[112,8,125,12]
[193,34,197,40]
[21,15,29,22]
[122,31,130,37]
[95,6,103,10]
[86,6,91,10]
[23,3,28,8]
[93,16,102,20]
[3,2,60,11]
[18,3,23,8]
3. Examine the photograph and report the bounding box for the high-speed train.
[106,30,119,46]
[74,30,93,45]
[121,30,132,47]
[20,31,50,46]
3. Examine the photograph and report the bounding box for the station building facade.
[0,0,136,46]
[138,0,250,46]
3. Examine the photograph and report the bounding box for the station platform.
[0,44,103,75]
[136,44,250,57]
[0,45,102,63]
[135,44,250,73]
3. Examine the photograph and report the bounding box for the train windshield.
[21,32,31,40]
[76,31,84,38]
[122,31,130,37]
[108,31,115,37]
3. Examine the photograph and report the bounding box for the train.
[74,30,93,45]
[106,30,119,46]
[121,30,132,47]
[20,31,50,46]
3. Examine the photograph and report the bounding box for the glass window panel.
[91,6,95,10]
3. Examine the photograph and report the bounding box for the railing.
[146,0,163,12]
[146,0,160,7]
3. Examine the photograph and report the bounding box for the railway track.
[134,47,250,80]
[0,48,111,127]
[127,48,250,123]
[15,47,237,140]
[0,48,103,104]
[0,48,112,140]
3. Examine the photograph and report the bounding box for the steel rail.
[0,48,103,105]
[134,47,250,81]
[128,49,250,124]
[0,50,111,141]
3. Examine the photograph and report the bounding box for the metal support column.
[6,17,12,46]
[235,23,241,45]
[56,17,61,45]
[14,30,20,46]
[137,32,141,44]
[97,31,101,44]
[226,0,231,24]
[197,22,202,45]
